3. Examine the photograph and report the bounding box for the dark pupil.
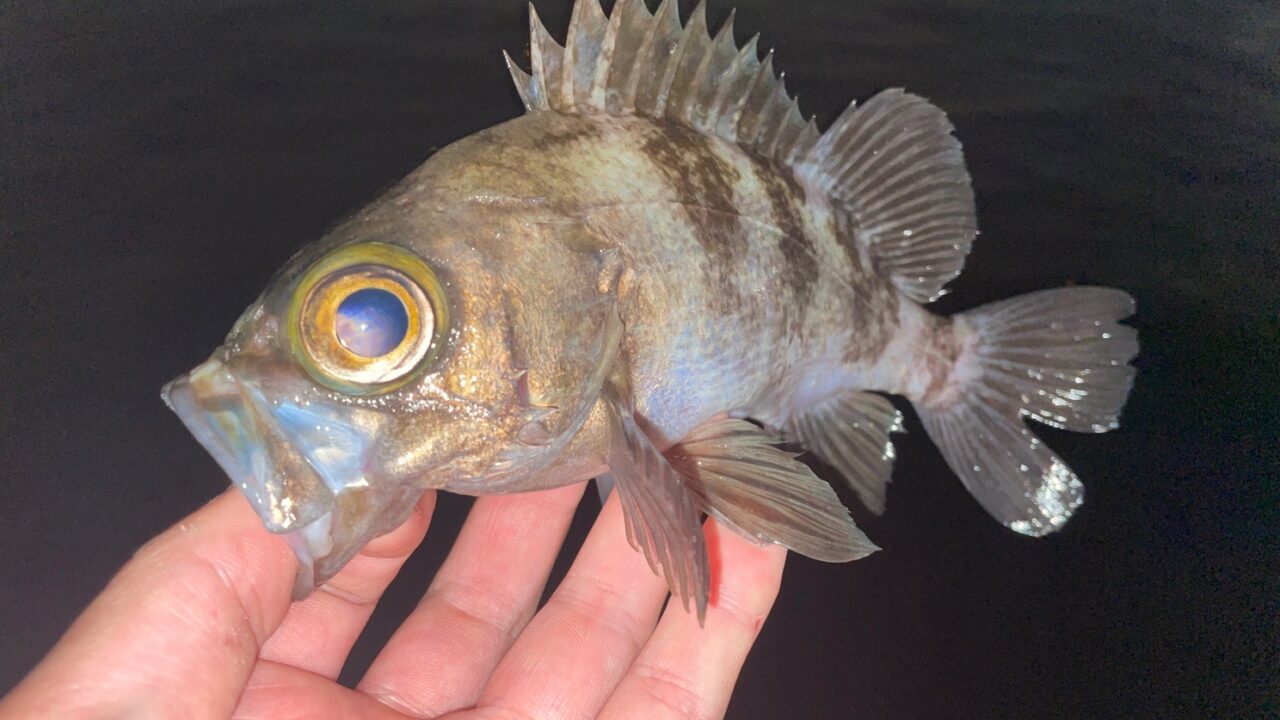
[334,288,409,358]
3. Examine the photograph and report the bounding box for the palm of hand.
[0,484,784,719]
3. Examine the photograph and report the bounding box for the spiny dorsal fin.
[509,0,977,303]
[511,0,816,172]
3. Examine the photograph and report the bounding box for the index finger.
[0,489,297,719]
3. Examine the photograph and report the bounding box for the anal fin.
[668,417,878,563]
[783,390,904,515]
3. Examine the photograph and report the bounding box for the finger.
[0,489,297,719]
[449,491,670,720]
[358,483,587,717]
[598,520,787,720]
[257,491,436,678]
[233,660,409,720]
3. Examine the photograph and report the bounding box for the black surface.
[1,1,1276,717]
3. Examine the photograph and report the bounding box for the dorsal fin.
[506,0,978,303]
[803,90,977,302]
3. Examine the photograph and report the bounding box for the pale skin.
[0,484,785,720]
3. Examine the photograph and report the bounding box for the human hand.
[0,483,785,719]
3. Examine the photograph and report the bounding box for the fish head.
[163,165,620,591]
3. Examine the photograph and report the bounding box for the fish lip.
[165,358,431,595]
[281,511,333,598]
[162,359,339,534]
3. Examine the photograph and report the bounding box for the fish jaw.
[162,357,398,594]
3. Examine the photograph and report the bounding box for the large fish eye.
[335,288,409,358]
[288,243,448,394]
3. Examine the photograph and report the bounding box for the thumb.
[0,489,296,719]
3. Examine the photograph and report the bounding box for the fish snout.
[163,358,389,595]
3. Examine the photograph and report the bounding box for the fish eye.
[335,288,409,358]
[287,243,449,393]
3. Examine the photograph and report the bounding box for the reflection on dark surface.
[0,1,1275,717]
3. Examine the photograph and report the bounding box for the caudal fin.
[914,287,1139,536]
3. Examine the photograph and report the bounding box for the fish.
[163,0,1139,618]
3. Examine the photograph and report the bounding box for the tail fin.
[914,287,1139,536]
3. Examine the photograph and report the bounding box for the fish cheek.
[366,409,472,487]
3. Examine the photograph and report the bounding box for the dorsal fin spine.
[778,107,811,162]
[528,4,565,111]
[652,1,707,118]
[564,0,608,110]
[625,0,676,114]
[787,118,822,167]
[687,10,735,130]
[559,0,582,110]
[504,50,538,111]
[735,51,776,145]
[587,0,624,108]
[665,2,713,122]
[757,77,793,157]
[604,0,652,114]
[707,34,759,139]
[511,0,979,303]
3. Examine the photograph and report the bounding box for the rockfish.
[163,0,1138,618]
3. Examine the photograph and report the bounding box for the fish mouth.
[163,358,378,594]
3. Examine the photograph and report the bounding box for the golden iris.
[288,243,448,393]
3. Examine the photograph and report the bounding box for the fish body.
[165,0,1138,614]
[432,112,898,453]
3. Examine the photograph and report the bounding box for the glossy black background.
[1,1,1275,717]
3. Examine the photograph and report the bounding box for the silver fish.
[163,0,1138,618]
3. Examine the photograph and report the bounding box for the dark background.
[1,1,1276,717]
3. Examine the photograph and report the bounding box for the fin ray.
[785,391,904,515]
[507,2,809,170]
[668,417,878,562]
[802,90,977,303]
[914,287,1138,535]
[509,2,979,298]
[604,389,710,621]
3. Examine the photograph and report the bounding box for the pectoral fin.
[669,417,879,563]
[594,473,616,504]
[603,391,710,622]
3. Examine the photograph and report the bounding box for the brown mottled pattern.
[410,110,912,439]
[528,120,603,152]
[637,121,747,285]
[833,209,901,364]
[916,313,964,407]
[749,158,820,314]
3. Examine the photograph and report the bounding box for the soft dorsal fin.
[505,0,979,303]
[805,90,977,302]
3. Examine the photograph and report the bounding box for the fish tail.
[912,287,1139,535]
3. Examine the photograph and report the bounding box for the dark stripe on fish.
[752,160,820,318]
[639,121,749,310]
[833,210,901,362]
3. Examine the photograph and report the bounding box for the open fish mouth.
[162,358,375,593]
